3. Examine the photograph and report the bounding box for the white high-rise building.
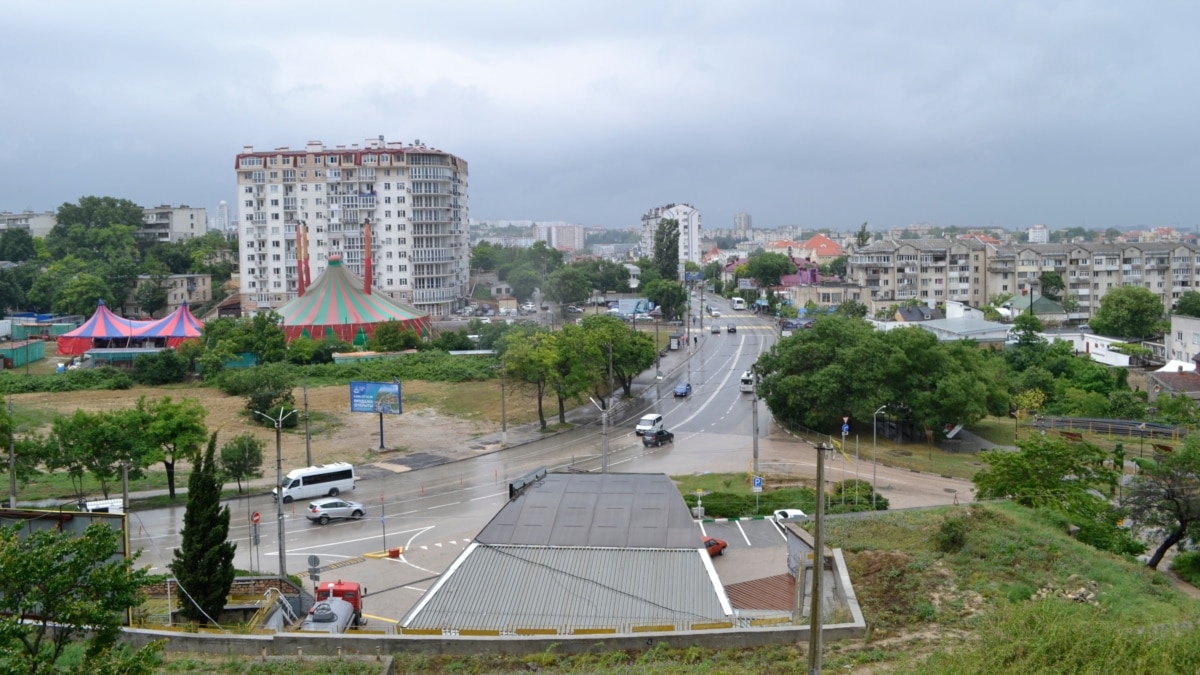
[734,212,752,234]
[535,223,585,251]
[640,203,702,271]
[1027,224,1050,244]
[235,138,469,316]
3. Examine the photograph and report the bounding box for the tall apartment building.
[0,210,57,238]
[535,223,585,252]
[1027,224,1050,244]
[640,203,702,270]
[141,205,208,243]
[847,239,1198,318]
[234,138,469,316]
[733,212,752,235]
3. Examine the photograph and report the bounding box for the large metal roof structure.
[401,473,733,633]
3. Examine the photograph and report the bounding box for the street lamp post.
[751,365,760,476]
[500,362,508,445]
[255,407,297,580]
[873,405,887,510]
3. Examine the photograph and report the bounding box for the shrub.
[1171,551,1200,586]
[933,515,969,553]
[131,350,189,385]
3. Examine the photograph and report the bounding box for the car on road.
[520,303,536,312]
[567,305,584,313]
[711,324,720,334]
[673,382,692,398]
[727,323,736,333]
[635,413,664,436]
[306,498,365,525]
[479,317,492,324]
[703,537,728,557]
[642,429,675,447]
[773,508,808,522]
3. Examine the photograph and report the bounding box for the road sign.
[307,555,320,568]
[251,511,260,524]
[843,416,849,424]
[841,423,850,435]
[752,476,763,493]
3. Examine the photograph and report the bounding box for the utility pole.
[302,380,312,467]
[7,395,15,508]
[751,365,759,475]
[873,405,887,510]
[255,407,297,580]
[500,362,508,445]
[605,343,614,473]
[807,439,828,674]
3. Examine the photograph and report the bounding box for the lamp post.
[255,407,297,580]
[751,365,760,476]
[499,362,508,445]
[872,405,887,510]
[7,394,15,508]
[806,440,829,673]
[302,380,312,467]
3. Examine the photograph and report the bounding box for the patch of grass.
[876,444,985,480]
[967,415,1016,446]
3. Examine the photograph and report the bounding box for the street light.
[499,362,508,445]
[873,405,887,510]
[255,406,298,580]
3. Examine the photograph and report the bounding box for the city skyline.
[3,2,1200,232]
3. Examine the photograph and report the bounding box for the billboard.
[350,381,402,414]
[684,271,703,282]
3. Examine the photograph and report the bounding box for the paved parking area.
[697,518,793,586]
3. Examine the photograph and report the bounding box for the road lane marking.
[426,501,462,510]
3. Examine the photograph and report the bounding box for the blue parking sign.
[752,475,763,493]
[841,423,850,435]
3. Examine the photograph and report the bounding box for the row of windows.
[241,154,415,169]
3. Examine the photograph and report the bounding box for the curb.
[700,515,773,523]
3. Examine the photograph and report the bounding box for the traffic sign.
[752,476,763,493]
[251,511,260,524]
[841,423,850,435]
[307,555,321,568]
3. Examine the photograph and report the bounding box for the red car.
[703,537,727,557]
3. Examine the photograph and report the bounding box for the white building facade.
[234,138,469,316]
[141,205,208,243]
[640,203,702,271]
[536,223,585,252]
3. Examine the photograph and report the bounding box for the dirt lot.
[12,380,516,471]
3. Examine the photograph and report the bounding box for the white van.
[273,463,356,503]
[731,298,746,310]
[635,414,664,436]
[739,370,755,393]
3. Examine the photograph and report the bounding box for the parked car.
[567,305,584,313]
[479,317,492,324]
[520,303,536,312]
[703,537,728,557]
[727,323,737,333]
[306,498,365,525]
[773,508,808,522]
[642,429,675,447]
[673,382,692,398]
[711,324,720,334]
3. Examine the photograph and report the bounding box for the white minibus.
[731,298,746,310]
[739,370,755,393]
[273,462,357,503]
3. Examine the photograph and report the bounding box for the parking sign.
[752,475,763,493]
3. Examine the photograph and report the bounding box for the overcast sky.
[3,1,1199,233]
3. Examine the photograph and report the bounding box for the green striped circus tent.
[276,257,430,347]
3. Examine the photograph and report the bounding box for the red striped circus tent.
[134,302,204,348]
[56,299,154,356]
[276,257,430,346]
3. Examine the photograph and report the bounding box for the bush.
[933,516,969,553]
[1171,551,1200,586]
[0,368,133,393]
[131,350,189,385]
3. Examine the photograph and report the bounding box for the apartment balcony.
[411,250,456,263]
[413,288,460,303]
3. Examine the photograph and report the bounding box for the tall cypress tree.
[170,432,236,624]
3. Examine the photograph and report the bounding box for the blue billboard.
[350,381,402,414]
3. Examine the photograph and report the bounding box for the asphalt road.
[126,295,974,625]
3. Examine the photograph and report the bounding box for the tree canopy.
[746,252,796,288]
[1174,290,1200,318]
[652,218,680,281]
[1124,438,1200,569]
[1090,285,1164,339]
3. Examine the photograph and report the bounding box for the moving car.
[642,429,675,447]
[773,508,808,522]
[567,305,584,313]
[306,497,365,525]
[673,382,692,398]
[711,323,720,334]
[727,323,736,333]
[635,414,664,436]
[703,537,728,557]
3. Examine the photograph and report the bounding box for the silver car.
[306,498,365,525]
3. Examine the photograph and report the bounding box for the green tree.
[134,396,209,500]
[48,196,144,261]
[1038,271,1065,301]
[55,273,115,318]
[746,251,796,288]
[170,432,236,624]
[367,321,422,352]
[1174,290,1200,318]
[855,222,870,248]
[652,218,680,281]
[1090,285,1164,339]
[0,522,159,673]
[502,329,558,428]
[549,325,600,424]
[633,256,662,287]
[131,349,189,385]
[578,314,656,399]
[545,265,591,308]
[45,410,148,499]
[133,268,170,317]
[244,311,288,364]
[821,255,848,278]
[470,241,504,271]
[219,433,266,493]
[643,279,688,321]
[0,268,25,315]
[506,265,541,302]
[0,228,36,262]
[1124,437,1200,569]
[834,300,869,319]
[974,435,1115,512]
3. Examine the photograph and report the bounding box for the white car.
[774,508,808,522]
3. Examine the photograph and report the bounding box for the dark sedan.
[642,429,675,447]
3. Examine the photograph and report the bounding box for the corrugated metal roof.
[725,574,796,611]
[477,473,699,549]
[403,545,730,632]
